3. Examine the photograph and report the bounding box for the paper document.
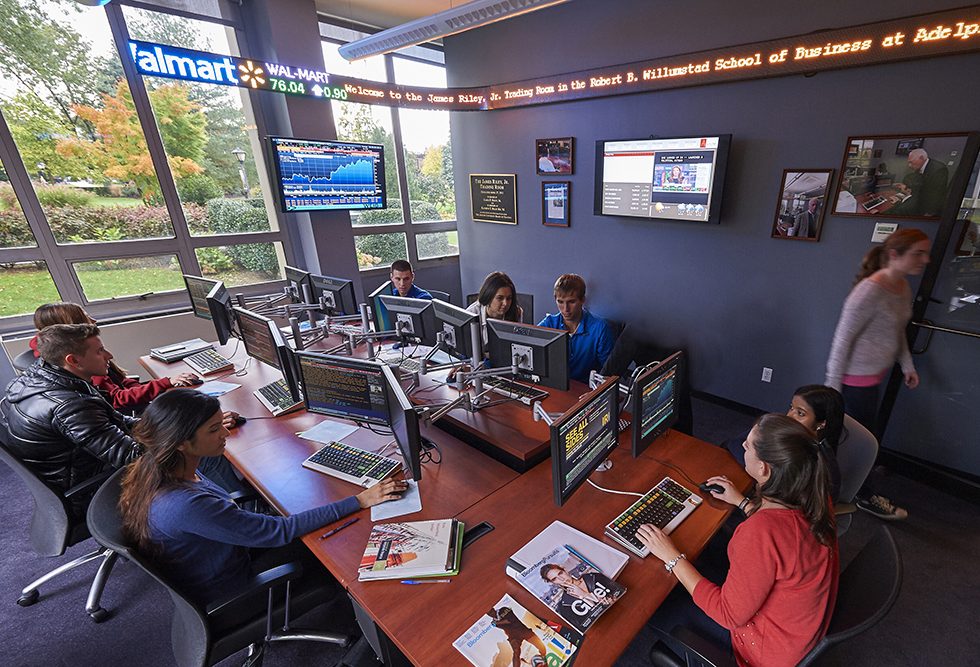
[297,419,359,445]
[195,381,240,397]
[371,480,422,521]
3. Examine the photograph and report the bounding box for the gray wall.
[446,0,978,420]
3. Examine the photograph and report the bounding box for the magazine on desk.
[453,593,582,667]
[357,519,463,581]
[506,520,629,579]
[515,546,625,634]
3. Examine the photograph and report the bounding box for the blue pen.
[564,544,601,572]
[401,579,451,584]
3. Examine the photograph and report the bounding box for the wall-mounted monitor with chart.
[269,136,387,213]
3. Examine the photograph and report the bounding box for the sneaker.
[856,494,908,520]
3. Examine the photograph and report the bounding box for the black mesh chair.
[649,524,903,667]
[0,417,117,622]
[87,468,351,667]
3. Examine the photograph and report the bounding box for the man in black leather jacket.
[2,324,141,519]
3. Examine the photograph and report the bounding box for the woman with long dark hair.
[640,414,839,667]
[825,227,930,519]
[119,389,405,605]
[467,272,523,324]
[30,302,198,412]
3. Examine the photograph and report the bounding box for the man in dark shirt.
[891,148,949,217]
[389,259,432,299]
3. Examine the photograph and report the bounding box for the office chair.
[87,469,351,667]
[428,289,452,303]
[648,524,902,667]
[0,420,117,622]
[834,415,879,536]
[12,348,36,374]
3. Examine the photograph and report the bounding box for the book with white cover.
[506,520,629,580]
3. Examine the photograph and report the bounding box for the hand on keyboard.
[635,524,680,565]
[356,477,409,508]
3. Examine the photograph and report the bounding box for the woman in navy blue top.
[118,389,406,605]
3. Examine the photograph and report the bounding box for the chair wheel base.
[89,607,111,623]
[17,590,39,607]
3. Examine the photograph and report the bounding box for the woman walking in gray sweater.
[825,228,930,520]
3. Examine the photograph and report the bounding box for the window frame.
[0,0,295,333]
[320,27,459,274]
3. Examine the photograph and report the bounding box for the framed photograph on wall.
[542,181,570,227]
[831,132,971,219]
[771,169,833,241]
[535,137,573,175]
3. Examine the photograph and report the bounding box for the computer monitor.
[431,299,478,360]
[310,274,358,316]
[232,307,279,370]
[284,265,312,304]
[485,319,569,391]
[183,274,220,320]
[380,364,423,481]
[368,281,393,331]
[377,295,436,345]
[631,352,682,457]
[295,352,388,426]
[206,282,234,345]
[550,376,620,506]
[269,321,302,403]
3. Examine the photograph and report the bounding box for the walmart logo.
[129,40,239,86]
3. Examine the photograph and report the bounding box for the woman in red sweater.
[639,414,839,667]
[30,302,198,413]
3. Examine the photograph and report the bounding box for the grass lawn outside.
[90,196,143,208]
[0,266,62,317]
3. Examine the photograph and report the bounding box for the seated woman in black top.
[119,389,405,605]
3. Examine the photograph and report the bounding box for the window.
[392,57,456,224]
[0,0,293,328]
[321,23,458,268]
[74,254,184,302]
[0,262,61,318]
[122,6,277,236]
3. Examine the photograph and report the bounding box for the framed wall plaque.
[470,174,517,224]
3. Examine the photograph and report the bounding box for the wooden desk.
[410,372,591,472]
[355,429,751,667]
[142,341,749,667]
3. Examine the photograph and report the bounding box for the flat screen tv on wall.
[594,134,731,223]
[269,136,386,213]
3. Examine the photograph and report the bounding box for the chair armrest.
[650,625,736,667]
[205,562,303,617]
[228,489,261,505]
[834,502,857,516]
[65,469,113,498]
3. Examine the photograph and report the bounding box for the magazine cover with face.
[516,545,626,634]
[453,593,581,667]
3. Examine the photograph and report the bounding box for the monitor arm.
[530,400,562,425]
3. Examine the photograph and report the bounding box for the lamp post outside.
[231,148,249,196]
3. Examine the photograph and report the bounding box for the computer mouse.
[233,415,248,426]
[188,376,204,386]
[699,482,724,495]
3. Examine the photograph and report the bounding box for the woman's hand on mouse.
[706,475,744,506]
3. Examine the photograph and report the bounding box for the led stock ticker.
[128,6,980,112]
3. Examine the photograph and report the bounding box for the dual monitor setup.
[550,352,683,506]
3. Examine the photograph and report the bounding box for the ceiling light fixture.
[338,0,571,61]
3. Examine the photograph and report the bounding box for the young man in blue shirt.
[538,274,615,384]
[389,259,432,299]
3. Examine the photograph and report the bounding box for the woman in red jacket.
[639,414,839,667]
[30,302,198,413]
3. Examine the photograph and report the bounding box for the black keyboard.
[481,376,549,404]
[256,379,297,412]
[183,348,232,375]
[604,476,702,557]
[302,440,401,487]
[398,357,422,373]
